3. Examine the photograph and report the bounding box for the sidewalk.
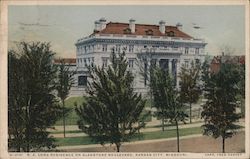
[50,119,245,138]
[56,134,203,150]
[50,117,204,132]
[56,128,245,151]
[51,121,204,138]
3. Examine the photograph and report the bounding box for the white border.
[0,0,249,159]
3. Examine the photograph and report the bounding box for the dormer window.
[123,28,131,34]
[145,29,153,35]
[166,31,175,37]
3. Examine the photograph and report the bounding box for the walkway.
[50,119,245,139]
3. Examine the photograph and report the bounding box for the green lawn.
[55,126,202,146]
[51,130,82,134]
[65,96,86,107]
[55,96,85,125]
[145,99,153,108]
[55,97,152,125]
[146,121,202,129]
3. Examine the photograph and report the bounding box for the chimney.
[176,22,183,30]
[159,20,166,34]
[94,20,101,31]
[129,18,136,33]
[99,17,107,30]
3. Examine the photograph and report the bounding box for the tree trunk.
[63,99,66,138]
[189,102,192,123]
[25,96,31,152]
[162,117,165,131]
[17,146,21,152]
[222,137,225,153]
[176,119,180,152]
[115,143,121,152]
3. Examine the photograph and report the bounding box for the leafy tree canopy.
[8,42,62,152]
[201,62,241,153]
[75,50,146,152]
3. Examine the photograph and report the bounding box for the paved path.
[57,130,245,152]
[51,122,204,138]
[51,120,245,139]
[57,134,203,150]
[50,118,204,132]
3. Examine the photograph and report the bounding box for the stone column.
[156,59,160,67]
[176,59,180,89]
[168,59,172,74]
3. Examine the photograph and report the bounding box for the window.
[116,45,121,53]
[167,31,175,37]
[173,46,178,51]
[102,44,107,52]
[195,59,200,65]
[185,47,189,54]
[128,59,134,68]
[84,59,87,66]
[145,29,153,35]
[102,58,108,67]
[184,60,189,68]
[78,76,87,86]
[144,62,148,86]
[152,45,159,48]
[91,57,94,67]
[150,59,157,70]
[84,46,86,53]
[159,59,169,71]
[123,28,131,34]
[129,45,134,52]
[195,48,199,54]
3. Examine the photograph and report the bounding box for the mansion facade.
[73,18,207,96]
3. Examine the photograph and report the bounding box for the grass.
[55,126,202,146]
[145,99,153,108]
[136,126,202,141]
[55,97,153,125]
[51,130,82,134]
[65,96,86,107]
[55,96,85,126]
[146,121,203,129]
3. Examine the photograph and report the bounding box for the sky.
[8,5,245,58]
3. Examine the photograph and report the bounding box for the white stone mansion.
[73,18,207,96]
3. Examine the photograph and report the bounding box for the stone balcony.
[76,33,206,45]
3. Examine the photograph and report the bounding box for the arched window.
[145,29,153,35]
[123,28,131,34]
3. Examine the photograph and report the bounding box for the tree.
[136,51,156,110]
[179,61,201,123]
[237,63,245,117]
[8,42,62,152]
[151,68,188,152]
[150,67,170,131]
[8,51,26,152]
[201,62,241,153]
[55,59,75,138]
[75,49,146,152]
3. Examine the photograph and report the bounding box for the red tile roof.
[54,58,76,64]
[95,22,192,38]
[210,55,245,73]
